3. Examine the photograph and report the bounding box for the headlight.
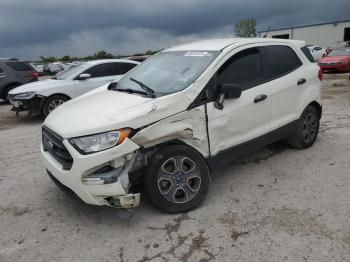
[69,128,133,154]
[13,92,36,100]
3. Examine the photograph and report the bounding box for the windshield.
[54,63,86,80]
[328,49,350,57]
[117,51,220,96]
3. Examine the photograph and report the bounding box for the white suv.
[41,38,322,213]
[8,59,139,116]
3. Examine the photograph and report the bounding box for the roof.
[164,38,306,52]
[259,19,350,34]
[85,59,140,65]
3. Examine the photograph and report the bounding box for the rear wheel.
[144,145,210,213]
[42,95,69,117]
[288,106,320,149]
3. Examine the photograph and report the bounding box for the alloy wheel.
[301,113,318,143]
[157,156,201,204]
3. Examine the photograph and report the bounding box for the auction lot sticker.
[184,51,209,57]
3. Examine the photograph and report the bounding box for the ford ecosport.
[41,38,322,213]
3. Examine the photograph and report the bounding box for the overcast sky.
[0,0,349,60]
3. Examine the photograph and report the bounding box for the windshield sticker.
[184,51,209,57]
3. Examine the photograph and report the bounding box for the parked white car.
[307,45,326,61]
[41,38,322,213]
[8,59,139,116]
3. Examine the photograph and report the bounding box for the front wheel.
[42,95,69,117]
[287,106,320,149]
[144,145,210,213]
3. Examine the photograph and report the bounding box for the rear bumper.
[319,64,349,73]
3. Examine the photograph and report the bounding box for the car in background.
[43,63,62,75]
[318,48,350,74]
[127,55,150,62]
[307,45,326,61]
[326,41,350,55]
[0,58,38,101]
[31,63,44,76]
[8,59,139,116]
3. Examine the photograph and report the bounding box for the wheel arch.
[40,93,71,111]
[129,139,211,187]
[307,101,322,119]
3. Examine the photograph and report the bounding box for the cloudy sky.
[0,0,349,60]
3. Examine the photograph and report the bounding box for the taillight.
[318,69,323,81]
[31,71,39,78]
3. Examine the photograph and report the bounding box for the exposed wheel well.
[129,139,210,189]
[307,101,322,119]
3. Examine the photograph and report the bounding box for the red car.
[318,48,350,73]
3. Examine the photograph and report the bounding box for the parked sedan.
[307,45,326,61]
[8,59,139,116]
[318,48,350,74]
[326,41,350,54]
[43,63,62,75]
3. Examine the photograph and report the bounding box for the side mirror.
[214,84,241,110]
[78,73,91,80]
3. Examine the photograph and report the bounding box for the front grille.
[42,126,73,170]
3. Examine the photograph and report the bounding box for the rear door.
[260,45,305,132]
[74,62,137,97]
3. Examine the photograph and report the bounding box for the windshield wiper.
[108,82,148,96]
[129,77,156,98]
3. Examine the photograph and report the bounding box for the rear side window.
[6,62,33,71]
[116,63,137,74]
[263,45,303,81]
[0,67,3,73]
[84,62,136,78]
[217,47,262,90]
[84,63,116,78]
[301,46,315,63]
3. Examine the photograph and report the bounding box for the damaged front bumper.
[8,94,44,114]
[41,136,143,208]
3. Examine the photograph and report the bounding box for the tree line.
[39,50,160,63]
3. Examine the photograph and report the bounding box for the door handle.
[297,78,306,85]
[254,94,267,103]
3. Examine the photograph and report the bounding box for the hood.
[8,79,68,94]
[320,56,350,63]
[44,89,192,138]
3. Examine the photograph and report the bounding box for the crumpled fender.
[132,107,209,157]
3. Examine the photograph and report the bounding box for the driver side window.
[217,47,262,91]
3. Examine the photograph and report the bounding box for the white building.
[259,20,350,48]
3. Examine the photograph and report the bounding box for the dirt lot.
[0,75,350,262]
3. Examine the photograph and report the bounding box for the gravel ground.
[0,74,349,262]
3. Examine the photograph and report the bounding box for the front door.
[206,46,271,156]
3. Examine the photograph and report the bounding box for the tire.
[287,106,320,149]
[2,84,19,102]
[42,95,69,117]
[144,145,210,213]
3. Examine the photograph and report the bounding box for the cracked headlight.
[13,92,36,100]
[69,128,133,154]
